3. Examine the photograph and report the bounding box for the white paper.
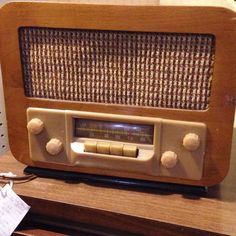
[0,184,30,236]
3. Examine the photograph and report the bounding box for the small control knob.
[183,133,200,151]
[46,138,63,155]
[27,118,44,135]
[161,151,178,168]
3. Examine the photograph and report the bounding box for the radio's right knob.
[161,151,178,168]
[183,133,200,151]
[27,118,44,135]
[46,138,63,156]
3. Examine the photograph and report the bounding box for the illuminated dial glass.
[74,119,154,145]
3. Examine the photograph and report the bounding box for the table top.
[1,128,236,235]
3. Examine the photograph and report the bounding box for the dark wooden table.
[0,129,235,235]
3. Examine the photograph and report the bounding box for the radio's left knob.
[161,151,178,168]
[46,138,63,156]
[27,118,44,135]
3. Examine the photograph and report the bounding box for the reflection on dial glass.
[74,119,154,145]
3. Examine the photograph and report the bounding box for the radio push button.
[27,118,44,135]
[110,143,123,156]
[97,142,110,154]
[183,133,200,151]
[123,145,138,158]
[161,151,178,168]
[83,141,138,157]
[46,138,63,155]
[84,141,97,153]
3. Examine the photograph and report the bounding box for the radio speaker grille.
[19,27,215,110]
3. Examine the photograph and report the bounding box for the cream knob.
[27,118,44,135]
[46,138,63,155]
[183,133,200,151]
[161,151,178,168]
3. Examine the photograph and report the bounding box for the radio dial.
[183,133,200,151]
[161,151,178,168]
[46,138,63,155]
[27,118,44,135]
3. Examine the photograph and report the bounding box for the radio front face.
[0,2,236,186]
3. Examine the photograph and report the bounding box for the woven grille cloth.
[19,27,215,110]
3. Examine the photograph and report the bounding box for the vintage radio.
[0,1,235,187]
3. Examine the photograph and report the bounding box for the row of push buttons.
[84,141,138,158]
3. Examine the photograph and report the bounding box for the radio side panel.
[0,2,235,186]
[0,66,9,155]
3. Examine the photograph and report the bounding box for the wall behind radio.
[0,66,9,156]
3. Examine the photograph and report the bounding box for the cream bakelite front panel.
[27,108,206,180]
[27,108,69,165]
[160,120,206,179]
